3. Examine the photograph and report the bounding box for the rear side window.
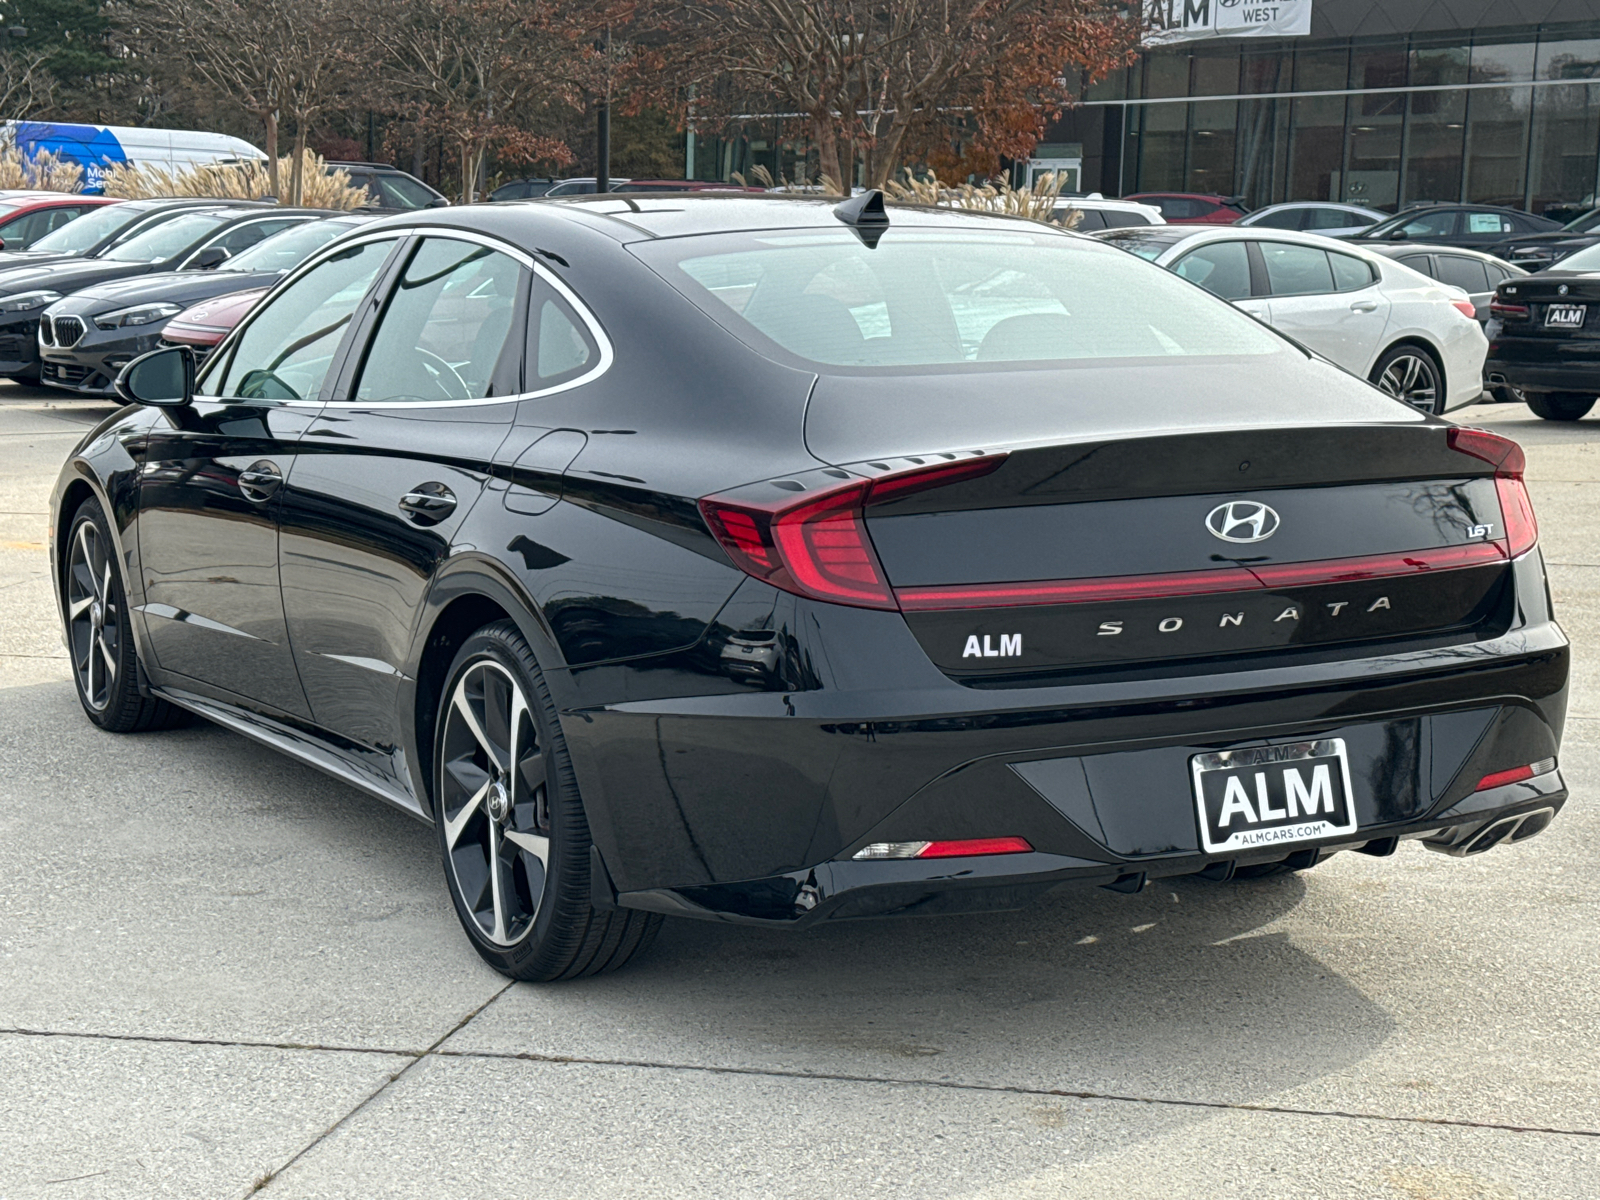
[1100,210,1153,229]
[1329,250,1376,290]
[1436,255,1491,292]
[353,237,526,402]
[1250,209,1301,230]
[1466,212,1513,235]
[1172,241,1252,300]
[640,228,1282,368]
[1397,254,1433,273]
[1070,209,1107,231]
[1261,242,1335,295]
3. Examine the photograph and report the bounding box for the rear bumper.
[623,780,1568,926]
[1485,342,1600,395]
[566,556,1570,923]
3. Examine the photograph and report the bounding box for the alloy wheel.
[1375,352,1440,413]
[66,519,119,711]
[438,659,551,946]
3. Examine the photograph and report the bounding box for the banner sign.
[1145,0,1313,43]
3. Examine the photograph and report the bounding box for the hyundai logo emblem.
[1206,500,1280,543]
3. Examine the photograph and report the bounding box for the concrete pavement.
[1,383,1596,1198]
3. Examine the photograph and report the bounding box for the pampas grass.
[884,168,1076,227]
[0,146,84,192]
[101,151,369,209]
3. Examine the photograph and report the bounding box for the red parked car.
[0,193,119,251]
[159,286,268,363]
[1124,192,1249,224]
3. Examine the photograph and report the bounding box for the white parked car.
[1094,225,1487,414]
[1051,194,1165,232]
[1237,201,1383,238]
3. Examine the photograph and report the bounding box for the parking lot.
[1,380,1597,1198]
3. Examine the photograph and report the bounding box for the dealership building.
[1043,0,1600,216]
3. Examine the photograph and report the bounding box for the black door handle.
[399,482,457,525]
[238,460,282,503]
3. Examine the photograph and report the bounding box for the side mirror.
[189,245,229,270]
[0,237,7,251]
[115,345,195,408]
[1389,229,1409,240]
[427,197,450,208]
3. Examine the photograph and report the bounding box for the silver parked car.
[1238,201,1383,238]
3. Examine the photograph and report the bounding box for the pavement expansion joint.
[245,980,516,1196]
[426,1048,1600,1141]
[0,1024,425,1059]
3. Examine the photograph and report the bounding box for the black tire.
[62,498,188,732]
[1526,392,1596,422]
[433,621,661,981]
[1369,344,1445,414]
[1491,384,1527,405]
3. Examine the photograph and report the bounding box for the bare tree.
[119,0,286,195]
[364,0,601,202]
[0,47,57,119]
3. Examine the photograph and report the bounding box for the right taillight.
[1488,297,1529,320]
[1448,427,1538,558]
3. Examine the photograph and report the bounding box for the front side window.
[1397,211,1460,239]
[221,220,364,274]
[375,175,439,210]
[351,237,525,402]
[1173,241,1253,300]
[205,238,397,401]
[204,218,306,260]
[641,228,1282,368]
[1467,212,1513,235]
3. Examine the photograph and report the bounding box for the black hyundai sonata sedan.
[51,193,1570,981]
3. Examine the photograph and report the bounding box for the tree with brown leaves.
[664,0,1142,190]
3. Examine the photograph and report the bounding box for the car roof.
[374,191,1089,244]
[1249,201,1375,213]
[1362,241,1523,270]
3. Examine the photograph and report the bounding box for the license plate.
[1190,738,1358,855]
[1545,304,1586,328]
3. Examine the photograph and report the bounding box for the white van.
[3,121,267,193]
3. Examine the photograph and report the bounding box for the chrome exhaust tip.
[1426,807,1557,857]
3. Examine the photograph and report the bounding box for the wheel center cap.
[487,780,511,823]
[90,602,103,627]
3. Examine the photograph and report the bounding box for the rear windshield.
[635,227,1279,368]
[30,203,141,255]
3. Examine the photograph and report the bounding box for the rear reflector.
[896,542,1506,612]
[1475,757,1557,792]
[853,836,1034,860]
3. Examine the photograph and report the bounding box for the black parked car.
[1484,241,1600,420]
[38,214,375,396]
[1352,203,1562,253]
[328,161,448,211]
[0,201,294,381]
[1492,206,1600,270]
[0,196,253,272]
[1,206,318,385]
[53,194,1568,981]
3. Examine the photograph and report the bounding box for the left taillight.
[1448,427,1538,558]
[699,455,1005,610]
[1451,298,1478,320]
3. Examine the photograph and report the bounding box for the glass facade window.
[1046,22,1600,217]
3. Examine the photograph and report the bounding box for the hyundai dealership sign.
[1146,0,1312,42]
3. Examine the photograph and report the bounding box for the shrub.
[0,147,85,192]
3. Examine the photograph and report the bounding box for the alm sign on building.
[1145,0,1312,43]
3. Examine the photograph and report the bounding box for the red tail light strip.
[895,541,1508,612]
